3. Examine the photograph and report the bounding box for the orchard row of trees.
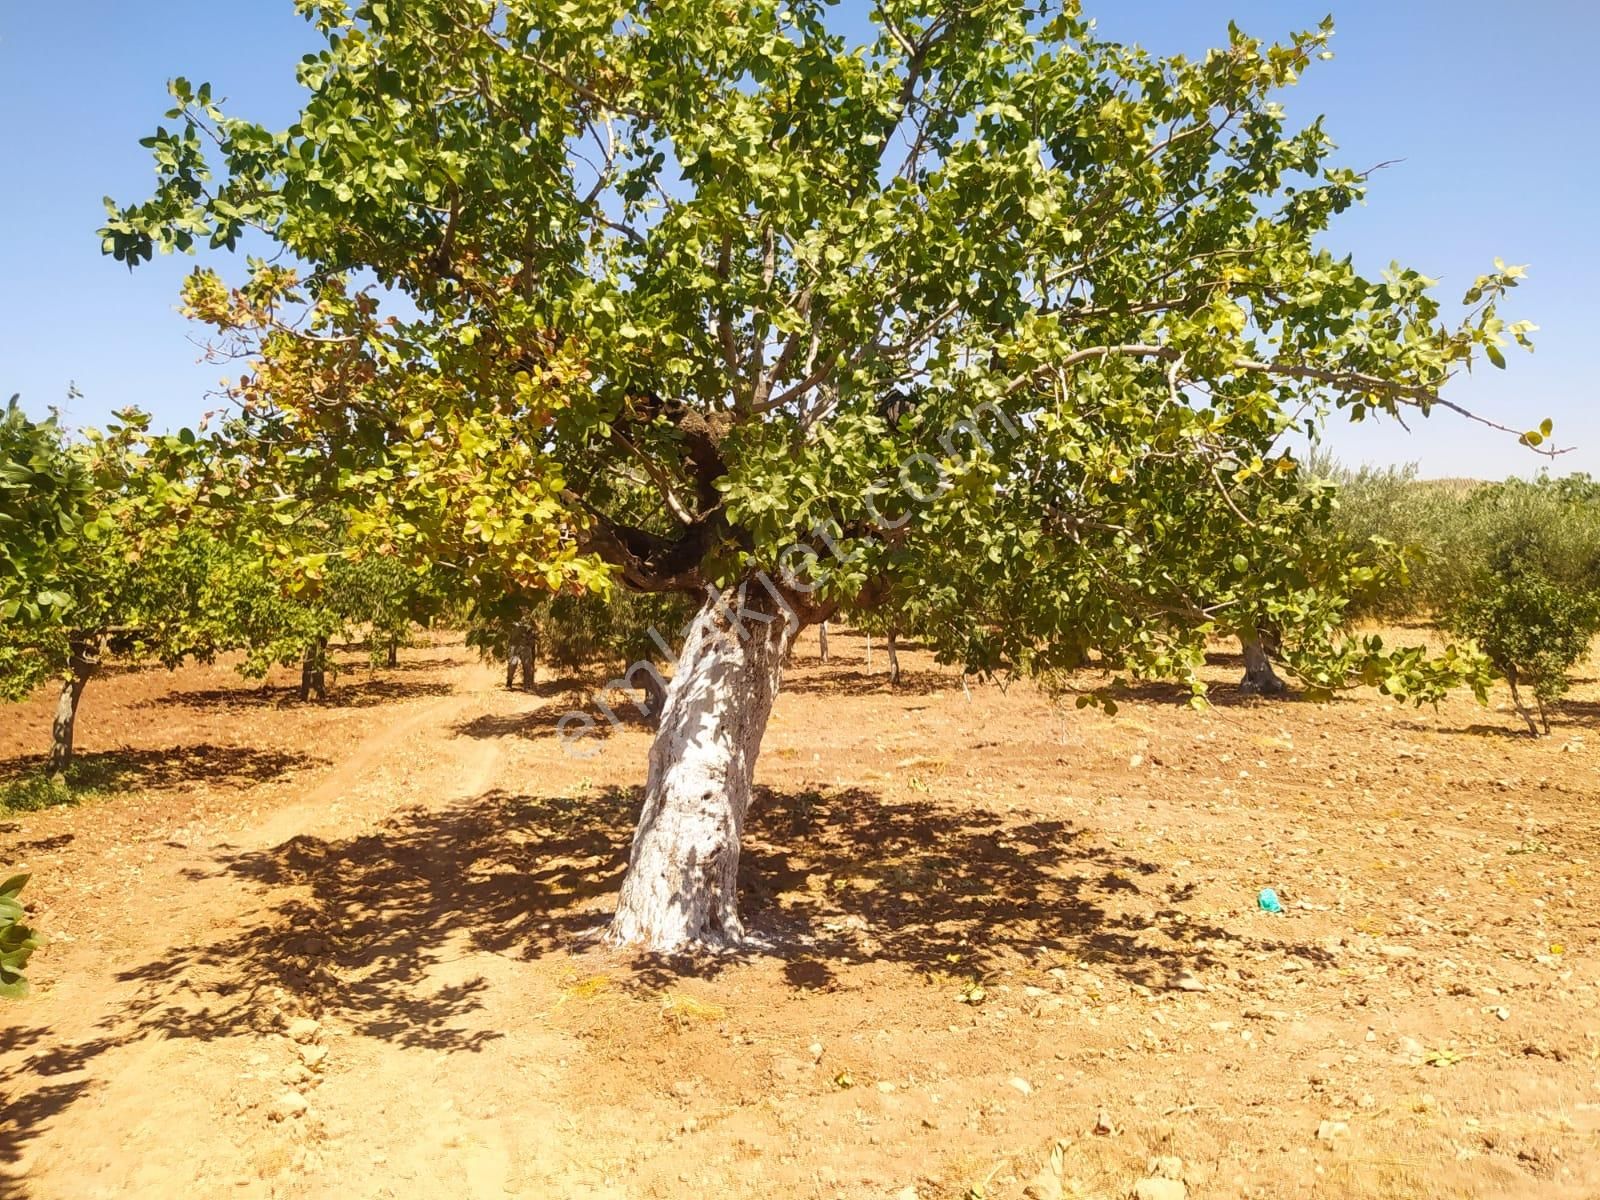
[0,397,453,775]
[1,391,698,779]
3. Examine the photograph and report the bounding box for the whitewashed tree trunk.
[817,621,830,663]
[48,669,89,777]
[608,582,799,951]
[886,628,901,686]
[506,625,535,690]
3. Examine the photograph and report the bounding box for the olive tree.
[108,2,1538,950]
[1324,465,1600,733]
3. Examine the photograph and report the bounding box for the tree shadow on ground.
[0,832,74,853]
[1426,723,1538,740]
[735,785,1325,994]
[454,689,658,742]
[780,668,959,696]
[1550,698,1600,727]
[499,676,594,700]
[117,785,643,1054]
[155,678,454,712]
[105,780,1323,1061]
[446,678,604,743]
[0,745,323,793]
[452,713,550,741]
[1099,677,1349,709]
[0,1024,119,1192]
[782,666,1329,708]
[1395,696,1600,741]
[333,654,472,674]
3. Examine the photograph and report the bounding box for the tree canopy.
[1,396,93,627]
[0,403,238,771]
[106,3,1536,673]
[1,407,212,675]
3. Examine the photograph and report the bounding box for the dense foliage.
[1436,478,1600,734]
[210,541,446,692]
[0,406,216,696]
[1452,575,1597,734]
[468,587,693,704]
[0,396,93,623]
[0,404,226,769]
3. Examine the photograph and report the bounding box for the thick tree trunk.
[1238,633,1287,697]
[886,628,901,686]
[608,583,799,951]
[299,637,328,701]
[637,666,668,731]
[47,639,98,778]
[818,621,830,663]
[506,627,535,690]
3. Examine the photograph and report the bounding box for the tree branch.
[1004,343,1564,456]
[607,427,694,525]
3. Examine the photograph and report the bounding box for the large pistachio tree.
[106,1,1536,950]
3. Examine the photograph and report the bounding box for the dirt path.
[1,649,542,1199]
[5,631,1600,1199]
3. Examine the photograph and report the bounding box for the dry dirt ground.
[2,630,1599,1200]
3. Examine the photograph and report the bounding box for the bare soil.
[3,630,1599,1199]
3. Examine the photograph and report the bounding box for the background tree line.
[1326,460,1600,734]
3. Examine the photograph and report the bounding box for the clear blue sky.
[1,2,1594,478]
